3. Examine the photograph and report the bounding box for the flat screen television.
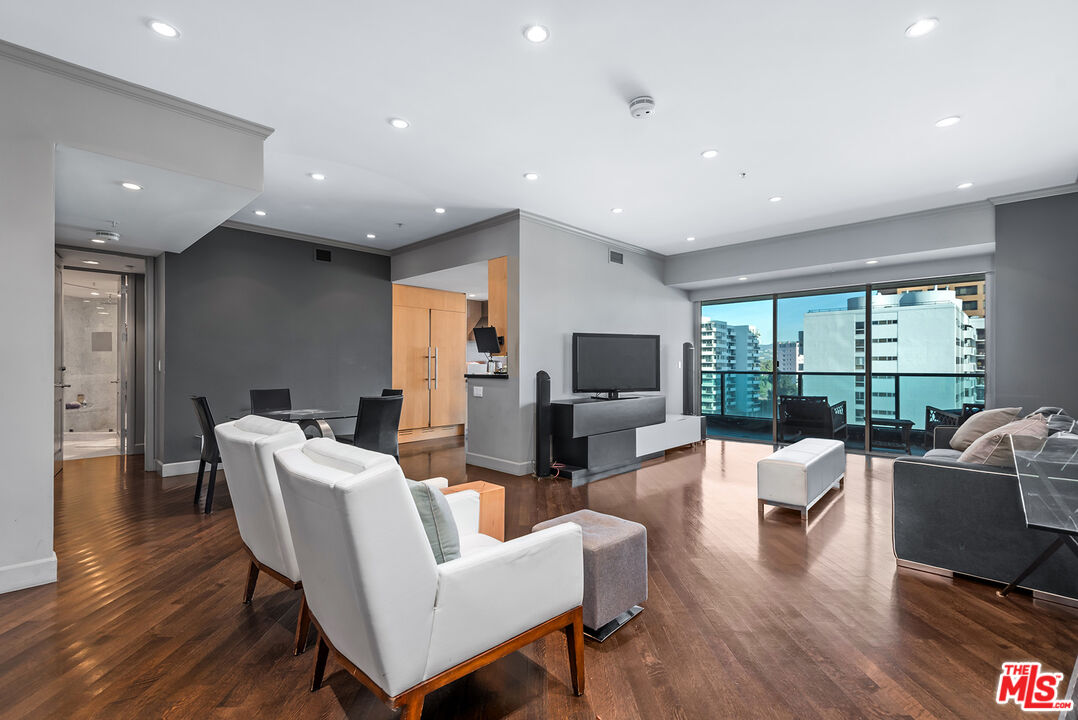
[473,326,501,354]
[572,333,660,398]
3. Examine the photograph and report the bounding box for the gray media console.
[551,395,666,484]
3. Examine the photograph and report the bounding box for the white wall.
[0,43,267,594]
[517,217,694,471]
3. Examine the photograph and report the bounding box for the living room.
[1,4,1077,719]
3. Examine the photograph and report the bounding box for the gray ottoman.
[533,509,647,641]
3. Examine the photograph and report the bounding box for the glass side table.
[997,434,1078,597]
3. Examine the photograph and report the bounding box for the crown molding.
[0,39,274,139]
[989,182,1078,206]
[390,210,521,256]
[220,221,390,256]
[518,210,662,259]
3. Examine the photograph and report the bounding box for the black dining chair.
[381,388,403,397]
[250,388,291,416]
[336,395,404,459]
[191,396,222,514]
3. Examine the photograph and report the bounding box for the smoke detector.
[629,95,656,119]
[91,230,120,245]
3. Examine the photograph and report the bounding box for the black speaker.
[682,342,694,416]
[535,370,552,477]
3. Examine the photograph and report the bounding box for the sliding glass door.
[699,276,986,454]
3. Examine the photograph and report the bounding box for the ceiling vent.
[314,248,332,263]
[629,95,656,119]
[608,249,624,265]
[91,230,120,244]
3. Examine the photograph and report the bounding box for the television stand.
[551,395,665,484]
[592,391,635,401]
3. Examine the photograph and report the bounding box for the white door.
[54,256,65,475]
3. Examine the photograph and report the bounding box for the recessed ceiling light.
[935,116,961,128]
[611,208,623,214]
[148,20,180,38]
[82,300,90,303]
[98,311,109,315]
[686,237,696,242]
[434,207,446,214]
[769,196,782,203]
[738,277,749,281]
[309,172,326,181]
[253,209,267,216]
[90,291,100,296]
[956,181,974,190]
[388,118,410,129]
[523,25,549,43]
[83,260,100,265]
[700,149,719,159]
[468,294,476,298]
[523,172,539,181]
[121,182,142,191]
[366,233,376,239]
[96,306,104,310]
[91,238,107,244]
[904,18,939,38]
[866,260,879,265]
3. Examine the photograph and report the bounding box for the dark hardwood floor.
[2,439,1075,719]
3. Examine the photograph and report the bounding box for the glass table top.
[1011,434,1078,535]
[230,409,356,422]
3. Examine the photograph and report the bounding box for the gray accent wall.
[162,227,391,463]
[992,192,1078,414]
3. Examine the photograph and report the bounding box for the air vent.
[608,249,624,265]
[314,248,332,263]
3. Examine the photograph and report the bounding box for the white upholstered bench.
[757,438,845,521]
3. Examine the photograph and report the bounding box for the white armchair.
[273,438,585,719]
[214,415,311,654]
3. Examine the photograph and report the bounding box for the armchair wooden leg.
[193,459,206,504]
[564,606,585,696]
[311,635,329,691]
[242,561,259,604]
[294,594,311,656]
[401,693,425,720]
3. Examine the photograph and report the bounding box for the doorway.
[59,267,143,460]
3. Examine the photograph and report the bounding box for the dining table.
[230,408,355,440]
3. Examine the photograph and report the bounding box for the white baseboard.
[465,452,533,476]
[0,553,57,594]
[158,459,202,477]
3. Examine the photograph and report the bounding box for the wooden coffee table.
[441,481,505,541]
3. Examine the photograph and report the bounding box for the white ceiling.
[54,146,260,255]
[399,261,489,300]
[5,1,1078,255]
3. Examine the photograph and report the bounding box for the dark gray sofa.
[892,425,1078,603]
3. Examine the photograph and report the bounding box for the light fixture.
[90,291,100,296]
[866,260,879,265]
[523,25,549,43]
[83,260,100,265]
[956,181,974,190]
[935,116,961,128]
[738,277,749,281]
[388,118,410,129]
[700,149,719,160]
[98,311,109,315]
[91,238,107,244]
[769,196,782,203]
[523,172,539,181]
[82,300,90,303]
[148,20,180,38]
[468,294,476,298]
[253,209,267,216]
[121,182,142,191]
[686,237,696,242]
[611,208,623,214]
[96,306,104,310]
[366,233,376,239]
[309,172,326,181]
[434,207,446,214]
[904,18,939,38]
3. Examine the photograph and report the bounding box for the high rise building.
[896,280,985,317]
[700,319,762,415]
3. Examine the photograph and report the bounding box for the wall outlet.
[473,385,484,398]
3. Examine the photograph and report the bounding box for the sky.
[701,291,862,346]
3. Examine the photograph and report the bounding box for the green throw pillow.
[406,479,461,564]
